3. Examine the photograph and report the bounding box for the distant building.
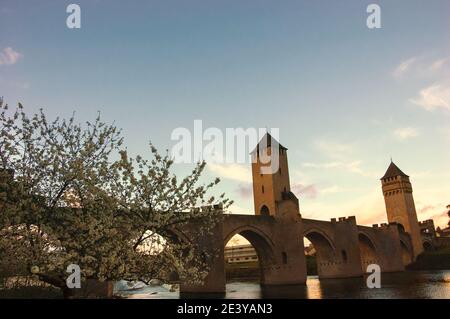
[419,219,436,251]
[419,219,436,237]
[437,228,450,237]
[436,204,450,238]
[224,244,258,264]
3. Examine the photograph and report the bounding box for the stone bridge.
[177,135,421,294]
[180,212,413,294]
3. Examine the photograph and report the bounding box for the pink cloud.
[0,47,23,66]
[418,204,436,214]
[292,183,318,199]
[236,183,253,199]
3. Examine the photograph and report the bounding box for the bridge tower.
[381,161,423,258]
[250,133,299,217]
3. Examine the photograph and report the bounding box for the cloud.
[320,185,343,194]
[393,127,419,140]
[429,58,447,72]
[393,56,449,79]
[207,163,251,183]
[392,57,417,78]
[410,84,450,112]
[308,138,382,178]
[291,183,318,199]
[418,204,436,214]
[302,160,376,178]
[0,47,23,66]
[236,183,253,198]
[417,204,449,229]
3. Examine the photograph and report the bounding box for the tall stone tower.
[381,161,423,257]
[251,133,299,218]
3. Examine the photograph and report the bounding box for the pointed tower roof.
[381,161,409,180]
[250,132,287,154]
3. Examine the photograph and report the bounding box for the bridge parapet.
[357,223,405,273]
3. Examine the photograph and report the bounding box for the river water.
[117,270,450,299]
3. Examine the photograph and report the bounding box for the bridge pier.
[180,214,308,295]
[179,219,226,295]
[260,217,307,286]
[321,217,363,279]
[358,224,405,274]
[303,217,364,279]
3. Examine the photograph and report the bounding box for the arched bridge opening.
[303,230,337,279]
[224,226,276,285]
[358,233,378,270]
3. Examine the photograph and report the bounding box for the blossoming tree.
[0,99,231,297]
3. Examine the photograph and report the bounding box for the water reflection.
[225,270,450,299]
[121,270,450,299]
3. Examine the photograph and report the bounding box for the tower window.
[262,185,265,194]
[341,250,348,263]
[260,205,270,216]
[282,252,288,264]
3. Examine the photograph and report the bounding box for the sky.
[1,0,450,234]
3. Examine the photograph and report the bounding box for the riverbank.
[408,248,450,271]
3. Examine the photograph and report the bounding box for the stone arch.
[303,229,337,277]
[400,239,413,266]
[358,232,378,270]
[224,225,276,283]
[260,205,270,216]
[148,227,193,283]
[168,227,192,244]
